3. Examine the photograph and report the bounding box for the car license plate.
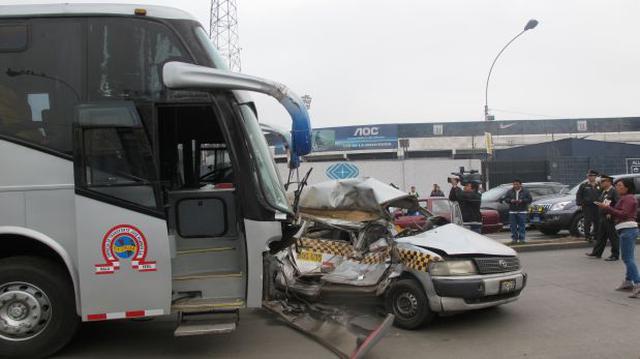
[500,279,517,293]
[298,250,322,263]
[531,215,541,223]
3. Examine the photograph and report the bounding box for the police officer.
[449,177,482,233]
[576,169,601,241]
[586,174,620,260]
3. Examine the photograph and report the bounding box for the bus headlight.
[429,260,477,276]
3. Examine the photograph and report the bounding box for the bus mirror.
[162,61,312,167]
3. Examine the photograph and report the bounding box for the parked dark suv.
[481,182,568,225]
[529,174,640,236]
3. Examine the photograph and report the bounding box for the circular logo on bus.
[112,235,138,260]
[95,224,157,275]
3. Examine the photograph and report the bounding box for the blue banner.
[312,124,398,152]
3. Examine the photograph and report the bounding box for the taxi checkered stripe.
[360,248,390,264]
[299,238,352,257]
[299,238,389,264]
[398,248,434,272]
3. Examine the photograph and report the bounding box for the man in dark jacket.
[450,178,482,233]
[502,179,533,243]
[587,174,620,260]
[576,169,601,241]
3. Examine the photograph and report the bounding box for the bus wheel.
[0,256,79,359]
[385,279,434,330]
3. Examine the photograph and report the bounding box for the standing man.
[450,179,483,233]
[409,185,420,198]
[576,170,601,241]
[502,179,533,244]
[587,174,620,260]
[430,184,444,197]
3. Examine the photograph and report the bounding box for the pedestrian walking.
[502,179,533,244]
[449,178,482,233]
[597,178,640,298]
[430,184,444,197]
[586,174,619,260]
[576,169,601,241]
[408,185,420,198]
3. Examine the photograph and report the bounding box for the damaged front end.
[263,178,448,357]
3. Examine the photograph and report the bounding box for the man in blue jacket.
[501,179,533,243]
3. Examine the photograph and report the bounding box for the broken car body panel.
[265,178,527,339]
[396,223,516,256]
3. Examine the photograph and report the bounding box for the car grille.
[529,204,551,214]
[473,257,520,274]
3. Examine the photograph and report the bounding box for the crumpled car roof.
[298,177,418,218]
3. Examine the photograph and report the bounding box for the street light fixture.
[484,19,539,121]
[301,94,312,110]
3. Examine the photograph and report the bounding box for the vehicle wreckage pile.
[263,178,526,358]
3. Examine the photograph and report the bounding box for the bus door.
[157,104,246,312]
[72,102,172,321]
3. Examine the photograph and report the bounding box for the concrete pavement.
[55,248,640,359]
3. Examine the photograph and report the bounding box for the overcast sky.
[2,0,640,130]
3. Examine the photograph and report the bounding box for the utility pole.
[209,0,242,72]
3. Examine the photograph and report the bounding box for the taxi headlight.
[429,260,477,276]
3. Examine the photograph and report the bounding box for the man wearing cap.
[587,174,620,260]
[576,170,601,241]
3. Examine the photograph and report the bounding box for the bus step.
[172,271,242,281]
[174,312,238,337]
[172,272,244,300]
[172,297,245,313]
[175,246,236,256]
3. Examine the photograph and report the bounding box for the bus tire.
[385,279,434,330]
[0,256,79,359]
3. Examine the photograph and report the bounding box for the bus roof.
[0,3,197,21]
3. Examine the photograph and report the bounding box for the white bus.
[0,4,359,358]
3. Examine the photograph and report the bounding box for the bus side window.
[0,20,83,155]
[75,103,160,211]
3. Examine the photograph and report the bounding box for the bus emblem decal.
[95,224,157,275]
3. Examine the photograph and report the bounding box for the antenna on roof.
[209,0,242,72]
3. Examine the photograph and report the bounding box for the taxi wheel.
[385,279,434,330]
[0,256,79,359]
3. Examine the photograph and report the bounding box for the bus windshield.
[239,105,291,214]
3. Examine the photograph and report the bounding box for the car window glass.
[431,199,451,213]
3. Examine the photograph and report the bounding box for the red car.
[395,197,502,234]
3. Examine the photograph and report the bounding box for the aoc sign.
[312,124,398,152]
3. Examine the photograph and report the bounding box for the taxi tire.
[385,279,434,330]
[0,256,79,359]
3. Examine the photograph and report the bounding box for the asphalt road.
[55,248,640,359]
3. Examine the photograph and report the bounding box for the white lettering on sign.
[353,127,380,136]
[577,120,588,132]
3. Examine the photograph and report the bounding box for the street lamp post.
[484,19,539,121]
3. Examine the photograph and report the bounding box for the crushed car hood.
[396,223,516,256]
[299,177,418,218]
